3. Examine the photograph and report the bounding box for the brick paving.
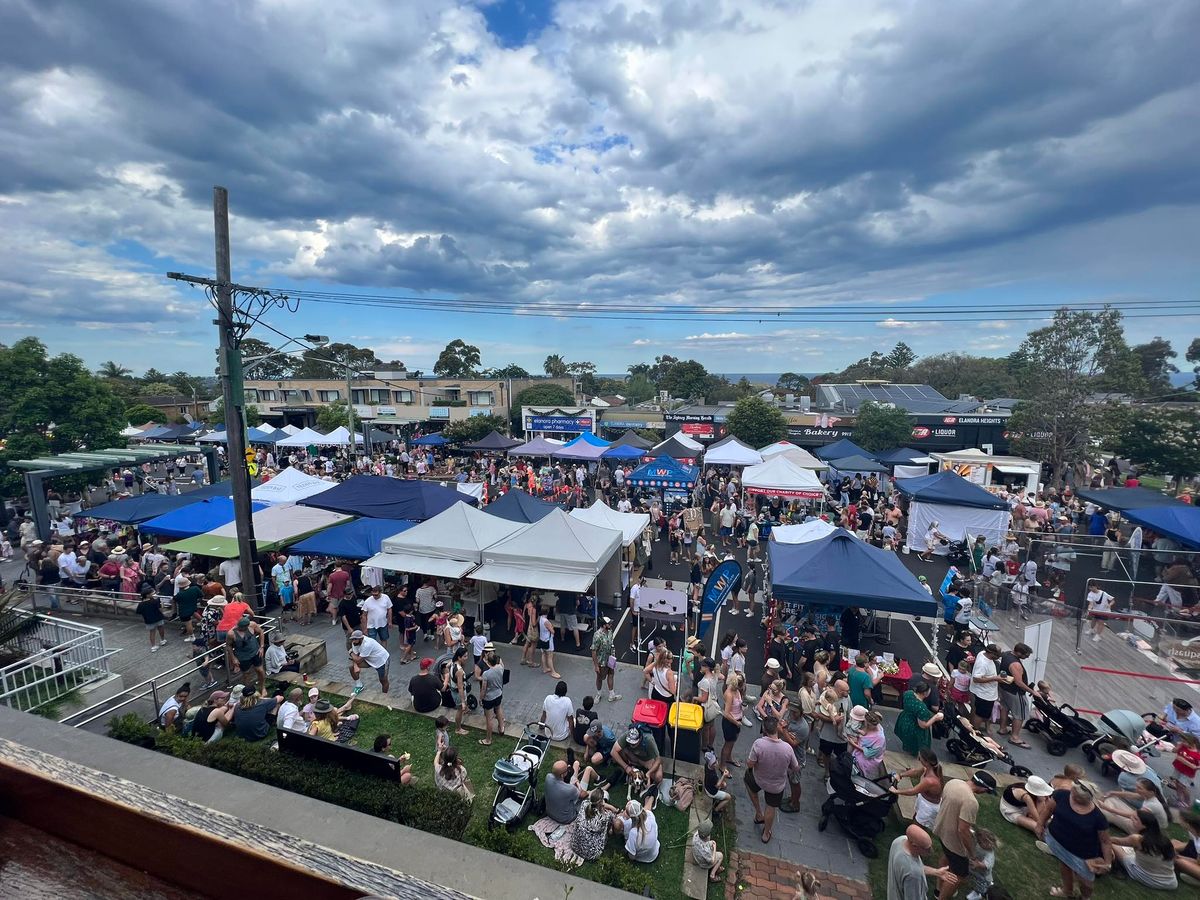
[724,850,871,900]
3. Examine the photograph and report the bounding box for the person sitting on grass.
[584,719,617,768]
[231,685,283,742]
[614,797,659,863]
[545,759,600,824]
[691,819,724,883]
[611,726,663,792]
[371,733,415,786]
[307,697,360,743]
[1110,808,1178,890]
[190,690,233,743]
[1172,810,1200,882]
[434,745,474,801]
[570,789,619,863]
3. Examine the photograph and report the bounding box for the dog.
[626,768,651,806]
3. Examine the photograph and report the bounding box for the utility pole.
[213,188,261,608]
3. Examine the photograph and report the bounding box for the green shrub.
[108,715,472,840]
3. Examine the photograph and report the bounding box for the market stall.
[742,455,825,503]
[627,455,700,507]
[601,444,646,461]
[552,431,611,461]
[770,519,838,544]
[932,448,1040,497]
[777,447,828,471]
[896,470,1012,553]
[411,433,448,447]
[569,499,650,547]
[323,426,364,446]
[276,427,329,448]
[485,489,564,523]
[875,447,936,480]
[71,480,238,526]
[460,430,523,452]
[702,435,763,467]
[1121,505,1200,550]
[140,496,268,539]
[162,503,351,557]
[609,430,654,451]
[826,454,889,479]
[286,516,417,560]
[250,466,335,504]
[650,434,702,465]
[299,474,475,521]
[813,437,871,461]
[507,436,565,457]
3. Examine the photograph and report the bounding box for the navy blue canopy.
[73,479,238,524]
[141,496,268,538]
[814,438,870,461]
[299,474,475,521]
[1122,506,1200,550]
[601,444,646,460]
[1073,486,1180,512]
[411,433,449,446]
[895,471,1009,510]
[875,447,931,465]
[827,454,888,474]
[769,529,938,616]
[484,489,564,523]
[287,517,416,559]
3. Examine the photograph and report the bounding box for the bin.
[668,701,704,764]
[632,698,669,752]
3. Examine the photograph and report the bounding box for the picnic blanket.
[528,815,585,868]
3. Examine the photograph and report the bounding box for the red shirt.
[328,568,351,600]
[218,600,252,632]
[1173,745,1200,778]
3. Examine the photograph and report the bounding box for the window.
[468,391,494,406]
[301,390,313,402]
[351,389,390,404]
[442,388,461,400]
[317,390,340,402]
[179,406,188,414]
[393,390,414,404]
[245,389,260,403]
[259,390,278,401]
[281,389,301,403]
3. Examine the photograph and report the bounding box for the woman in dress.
[696,657,722,748]
[719,672,744,769]
[434,746,474,800]
[119,553,142,599]
[521,595,539,667]
[570,789,617,862]
[890,748,944,828]
[755,678,789,729]
[894,681,943,755]
[848,709,887,779]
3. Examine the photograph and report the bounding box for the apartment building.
[243,370,576,428]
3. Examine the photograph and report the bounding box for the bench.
[276,727,401,780]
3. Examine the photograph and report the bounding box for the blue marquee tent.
[895,471,1010,510]
[140,496,268,538]
[73,480,238,525]
[1122,505,1200,550]
[628,455,699,488]
[287,517,417,559]
[1073,486,1181,512]
[827,454,889,474]
[769,529,938,615]
[554,432,611,461]
[484,489,564,523]
[299,474,475,521]
[411,433,449,446]
[875,447,932,465]
[814,438,870,461]
[601,444,646,460]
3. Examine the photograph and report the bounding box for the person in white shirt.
[617,497,633,514]
[415,579,439,639]
[1157,581,1183,608]
[348,629,390,693]
[969,644,1004,734]
[218,556,242,588]
[540,681,575,741]
[1087,579,1115,642]
[617,799,660,863]
[360,585,393,646]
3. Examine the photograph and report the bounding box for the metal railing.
[0,611,120,713]
[58,613,279,730]
[19,582,168,620]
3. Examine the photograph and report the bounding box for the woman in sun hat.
[999,774,1054,833]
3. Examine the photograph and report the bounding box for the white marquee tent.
[472,508,623,594]
[771,519,839,544]
[361,502,529,580]
[742,456,826,499]
[758,441,800,458]
[323,426,364,446]
[280,424,302,435]
[569,499,650,547]
[250,466,336,504]
[779,447,828,470]
[703,436,763,467]
[276,427,328,448]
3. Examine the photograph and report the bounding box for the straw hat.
[1111,749,1146,775]
[1024,776,1053,798]
[921,662,943,680]
[449,613,465,628]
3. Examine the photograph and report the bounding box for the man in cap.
[931,772,995,899]
[611,725,663,790]
[407,657,441,713]
[590,616,621,702]
[1156,696,1200,740]
[348,629,390,695]
[888,824,957,900]
[584,718,618,767]
[224,614,266,693]
[691,819,724,883]
[265,632,301,677]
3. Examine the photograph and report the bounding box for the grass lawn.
[334,694,731,900]
[866,796,1189,900]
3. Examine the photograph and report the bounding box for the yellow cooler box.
[668,702,704,764]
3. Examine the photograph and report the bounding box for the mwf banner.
[698,559,743,639]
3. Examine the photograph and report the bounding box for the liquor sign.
[529,415,593,432]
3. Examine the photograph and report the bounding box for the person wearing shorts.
[744,716,799,842]
[347,629,390,694]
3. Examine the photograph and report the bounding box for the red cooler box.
[632,698,669,752]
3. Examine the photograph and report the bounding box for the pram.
[945,715,1032,778]
[1081,709,1170,778]
[1025,695,1098,756]
[434,650,478,711]
[489,721,553,831]
[817,751,897,858]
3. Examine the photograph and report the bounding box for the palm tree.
[543,354,568,377]
[98,361,132,379]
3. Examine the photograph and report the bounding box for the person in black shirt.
[766,629,793,683]
[820,618,842,669]
[574,695,599,745]
[336,594,360,651]
[407,658,442,713]
[840,607,862,650]
[945,631,976,672]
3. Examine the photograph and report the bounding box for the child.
[950,658,973,711]
[399,606,418,663]
[433,607,449,648]
[966,827,998,900]
[0,534,12,560]
[470,623,488,669]
[1035,680,1056,705]
[574,695,598,745]
[690,819,724,883]
[434,715,452,755]
[1174,733,1200,787]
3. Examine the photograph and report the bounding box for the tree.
[852,401,914,452]
[1188,338,1200,389]
[776,372,811,393]
[1131,338,1179,397]
[124,404,163,426]
[168,371,198,394]
[566,360,599,395]
[0,338,127,495]
[658,359,711,399]
[1008,307,1131,486]
[482,364,530,379]
[224,337,300,380]
[725,396,787,448]
[293,342,382,380]
[623,373,656,405]
[885,341,917,370]
[315,400,351,433]
[1107,407,1200,486]
[210,399,262,428]
[543,354,568,377]
[141,367,169,384]
[906,353,1019,400]
[433,339,481,378]
[510,383,575,431]
[141,381,176,396]
[97,361,132,379]
[441,414,510,444]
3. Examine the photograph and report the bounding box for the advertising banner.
[529,415,592,431]
[698,559,743,639]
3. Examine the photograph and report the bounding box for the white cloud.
[877,318,920,329]
[632,338,654,345]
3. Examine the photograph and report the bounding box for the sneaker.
[728,610,739,616]
[352,683,364,695]
[742,715,754,728]
[1092,634,1101,643]
[608,692,622,702]
[150,646,159,652]
[201,679,219,691]
[1035,840,1051,855]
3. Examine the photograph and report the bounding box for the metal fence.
[19,582,169,619]
[0,610,119,713]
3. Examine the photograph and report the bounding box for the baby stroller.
[945,715,1033,778]
[489,721,553,831]
[945,538,971,567]
[817,751,897,858]
[1081,709,1169,777]
[1025,695,1098,756]
[434,650,478,711]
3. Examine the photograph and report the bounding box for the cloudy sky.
[2,0,1197,377]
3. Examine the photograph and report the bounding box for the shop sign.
[786,425,855,441]
[666,412,724,423]
[603,419,664,429]
[1165,639,1200,670]
[529,415,592,431]
[429,406,450,420]
[938,416,1006,426]
[377,405,397,416]
[680,423,715,438]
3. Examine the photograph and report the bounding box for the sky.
[1,0,1198,378]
